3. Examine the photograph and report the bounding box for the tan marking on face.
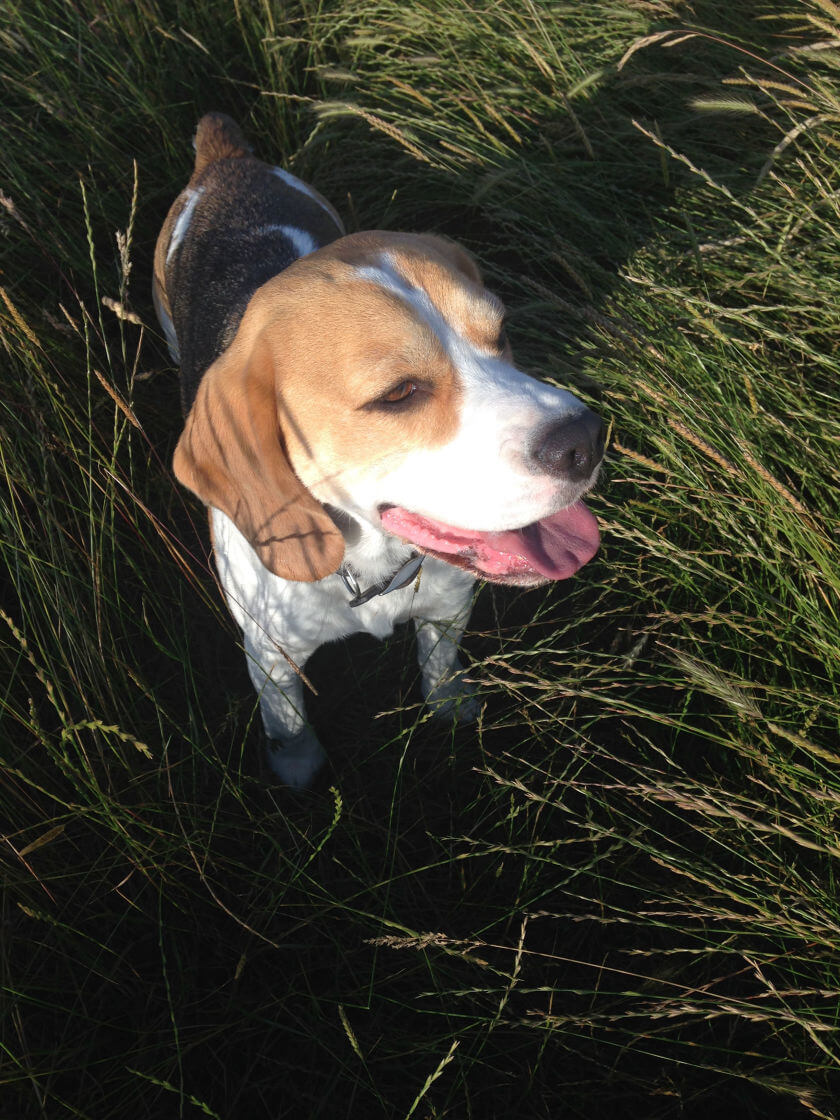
[322,231,507,354]
[174,231,509,577]
[230,248,464,504]
[388,247,505,354]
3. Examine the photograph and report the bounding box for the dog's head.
[174,232,604,585]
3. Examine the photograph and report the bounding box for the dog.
[154,113,604,788]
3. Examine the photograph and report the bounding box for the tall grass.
[1,1,839,1117]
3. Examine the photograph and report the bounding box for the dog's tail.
[192,113,252,177]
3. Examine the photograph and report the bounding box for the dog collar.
[339,552,424,608]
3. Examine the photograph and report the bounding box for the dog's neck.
[327,506,418,585]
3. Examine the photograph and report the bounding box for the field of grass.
[2,0,840,1116]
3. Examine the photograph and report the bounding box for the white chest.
[210,508,475,654]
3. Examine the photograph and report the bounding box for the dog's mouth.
[378,502,599,586]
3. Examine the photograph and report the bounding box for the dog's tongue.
[380,501,599,581]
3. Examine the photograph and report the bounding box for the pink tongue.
[380,501,599,580]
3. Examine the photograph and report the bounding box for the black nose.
[532,409,605,482]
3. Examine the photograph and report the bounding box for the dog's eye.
[381,380,417,404]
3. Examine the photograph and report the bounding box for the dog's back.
[153,112,344,410]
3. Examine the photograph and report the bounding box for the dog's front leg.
[243,634,326,788]
[414,609,479,723]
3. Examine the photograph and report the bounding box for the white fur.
[212,507,477,786]
[153,288,179,362]
[310,257,597,531]
[208,255,600,787]
[270,168,346,232]
[259,223,318,259]
[166,187,204,265]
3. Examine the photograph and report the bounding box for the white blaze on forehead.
[347,254,591,532]
[166,187,205,264]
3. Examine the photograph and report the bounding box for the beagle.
[155,113,604,788]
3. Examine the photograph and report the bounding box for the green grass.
[2,0,840,1116]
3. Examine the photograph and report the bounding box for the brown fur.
[325,232,505,351]
[192,113,252,176]
[173,326,345,582]
[172,238,471,580]
[161,115,497,584]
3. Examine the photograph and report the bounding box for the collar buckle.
[340,553,424,608]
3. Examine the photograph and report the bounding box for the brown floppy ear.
[173,332,345,581]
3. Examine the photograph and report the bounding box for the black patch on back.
[166,159,342,413]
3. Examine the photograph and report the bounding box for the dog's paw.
[266,728,327,789]
[424,671,480,724]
